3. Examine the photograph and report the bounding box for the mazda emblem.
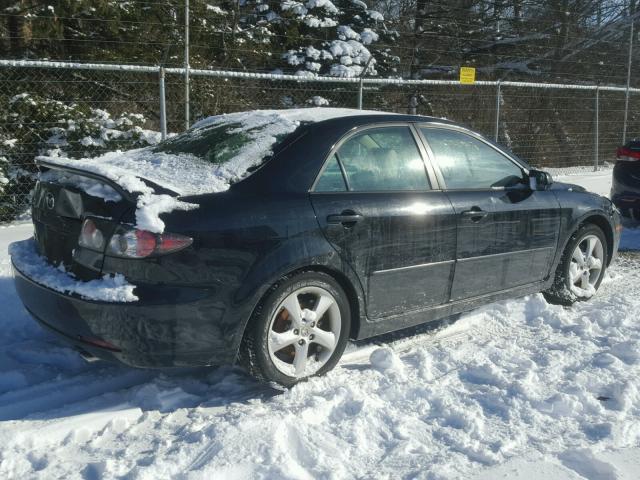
[45,192,55,210]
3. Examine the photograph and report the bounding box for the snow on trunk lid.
[37,159,197,234]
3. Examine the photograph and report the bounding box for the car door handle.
[327,211,364,227]
[460,209,488,222]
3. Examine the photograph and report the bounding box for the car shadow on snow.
[0,301,462,424]
[0,274,280,422]
[0,349,281,422]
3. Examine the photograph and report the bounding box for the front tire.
[543,224,608,306]
[239,271,351,387]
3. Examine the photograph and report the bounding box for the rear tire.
[239,271,351,388]
[543,224,608,306]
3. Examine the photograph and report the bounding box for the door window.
[315,126,430,192]
[420,128,524,190]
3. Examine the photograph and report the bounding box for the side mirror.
[529,169,553,191]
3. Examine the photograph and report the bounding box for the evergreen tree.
[238,0,399,77]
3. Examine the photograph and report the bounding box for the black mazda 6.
[11,108,621,386]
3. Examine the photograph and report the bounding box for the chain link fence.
[1,60,640,222]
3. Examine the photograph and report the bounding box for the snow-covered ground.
[2,170,640,479]
[551,166,613,198]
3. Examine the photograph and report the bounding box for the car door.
[309,124,457,319]
[417,125,562,302]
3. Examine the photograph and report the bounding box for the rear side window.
[316,126,429,192]
[315,155,347,192]
[420,128,524,190]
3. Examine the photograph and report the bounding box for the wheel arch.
[233,260,366,364]
[252,265,363,341]
[289,265,363,340]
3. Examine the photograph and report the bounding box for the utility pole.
[623,17,634,144]
[184,0,190,130]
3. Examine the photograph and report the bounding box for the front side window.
[316,126,430,192]
[420,128,524,190]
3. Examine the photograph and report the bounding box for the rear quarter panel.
[157,189,366,360]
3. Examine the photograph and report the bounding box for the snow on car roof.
[38,108,392,197]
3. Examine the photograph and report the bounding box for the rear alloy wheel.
[268,286,342,378]
[240,272,350,387]
[544,224,608,305]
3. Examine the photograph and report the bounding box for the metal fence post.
[357,77,363,109]
[623,18,634,144]
[595,86,599,171]
[408,95,418,115]
[184,0,190,130]
[495,81,501,142]
[159,67,167,140]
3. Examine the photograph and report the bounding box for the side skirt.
[356,280,548,340]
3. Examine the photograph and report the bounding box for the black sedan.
[612,140,640,220]
[11,109,621,387]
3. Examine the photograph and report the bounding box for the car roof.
[307,112,459,129]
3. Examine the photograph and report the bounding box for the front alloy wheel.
[568,234,604,298]
[544,224,608,305]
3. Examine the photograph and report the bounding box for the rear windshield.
[153,121,301,167]
[155,122,256,164]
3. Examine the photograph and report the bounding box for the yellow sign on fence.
[459,67,476,84]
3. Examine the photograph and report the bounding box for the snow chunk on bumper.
[9,238,138,303]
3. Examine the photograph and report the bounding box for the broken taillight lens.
[78,218,105,251]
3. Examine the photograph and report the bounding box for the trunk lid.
[32,162,139,278]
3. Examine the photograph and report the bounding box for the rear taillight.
[616,146,640,161]
[78,218,192,258]
[79,219,105,251]
[107,226,192,258]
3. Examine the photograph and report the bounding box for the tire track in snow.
[0,367,154,421]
